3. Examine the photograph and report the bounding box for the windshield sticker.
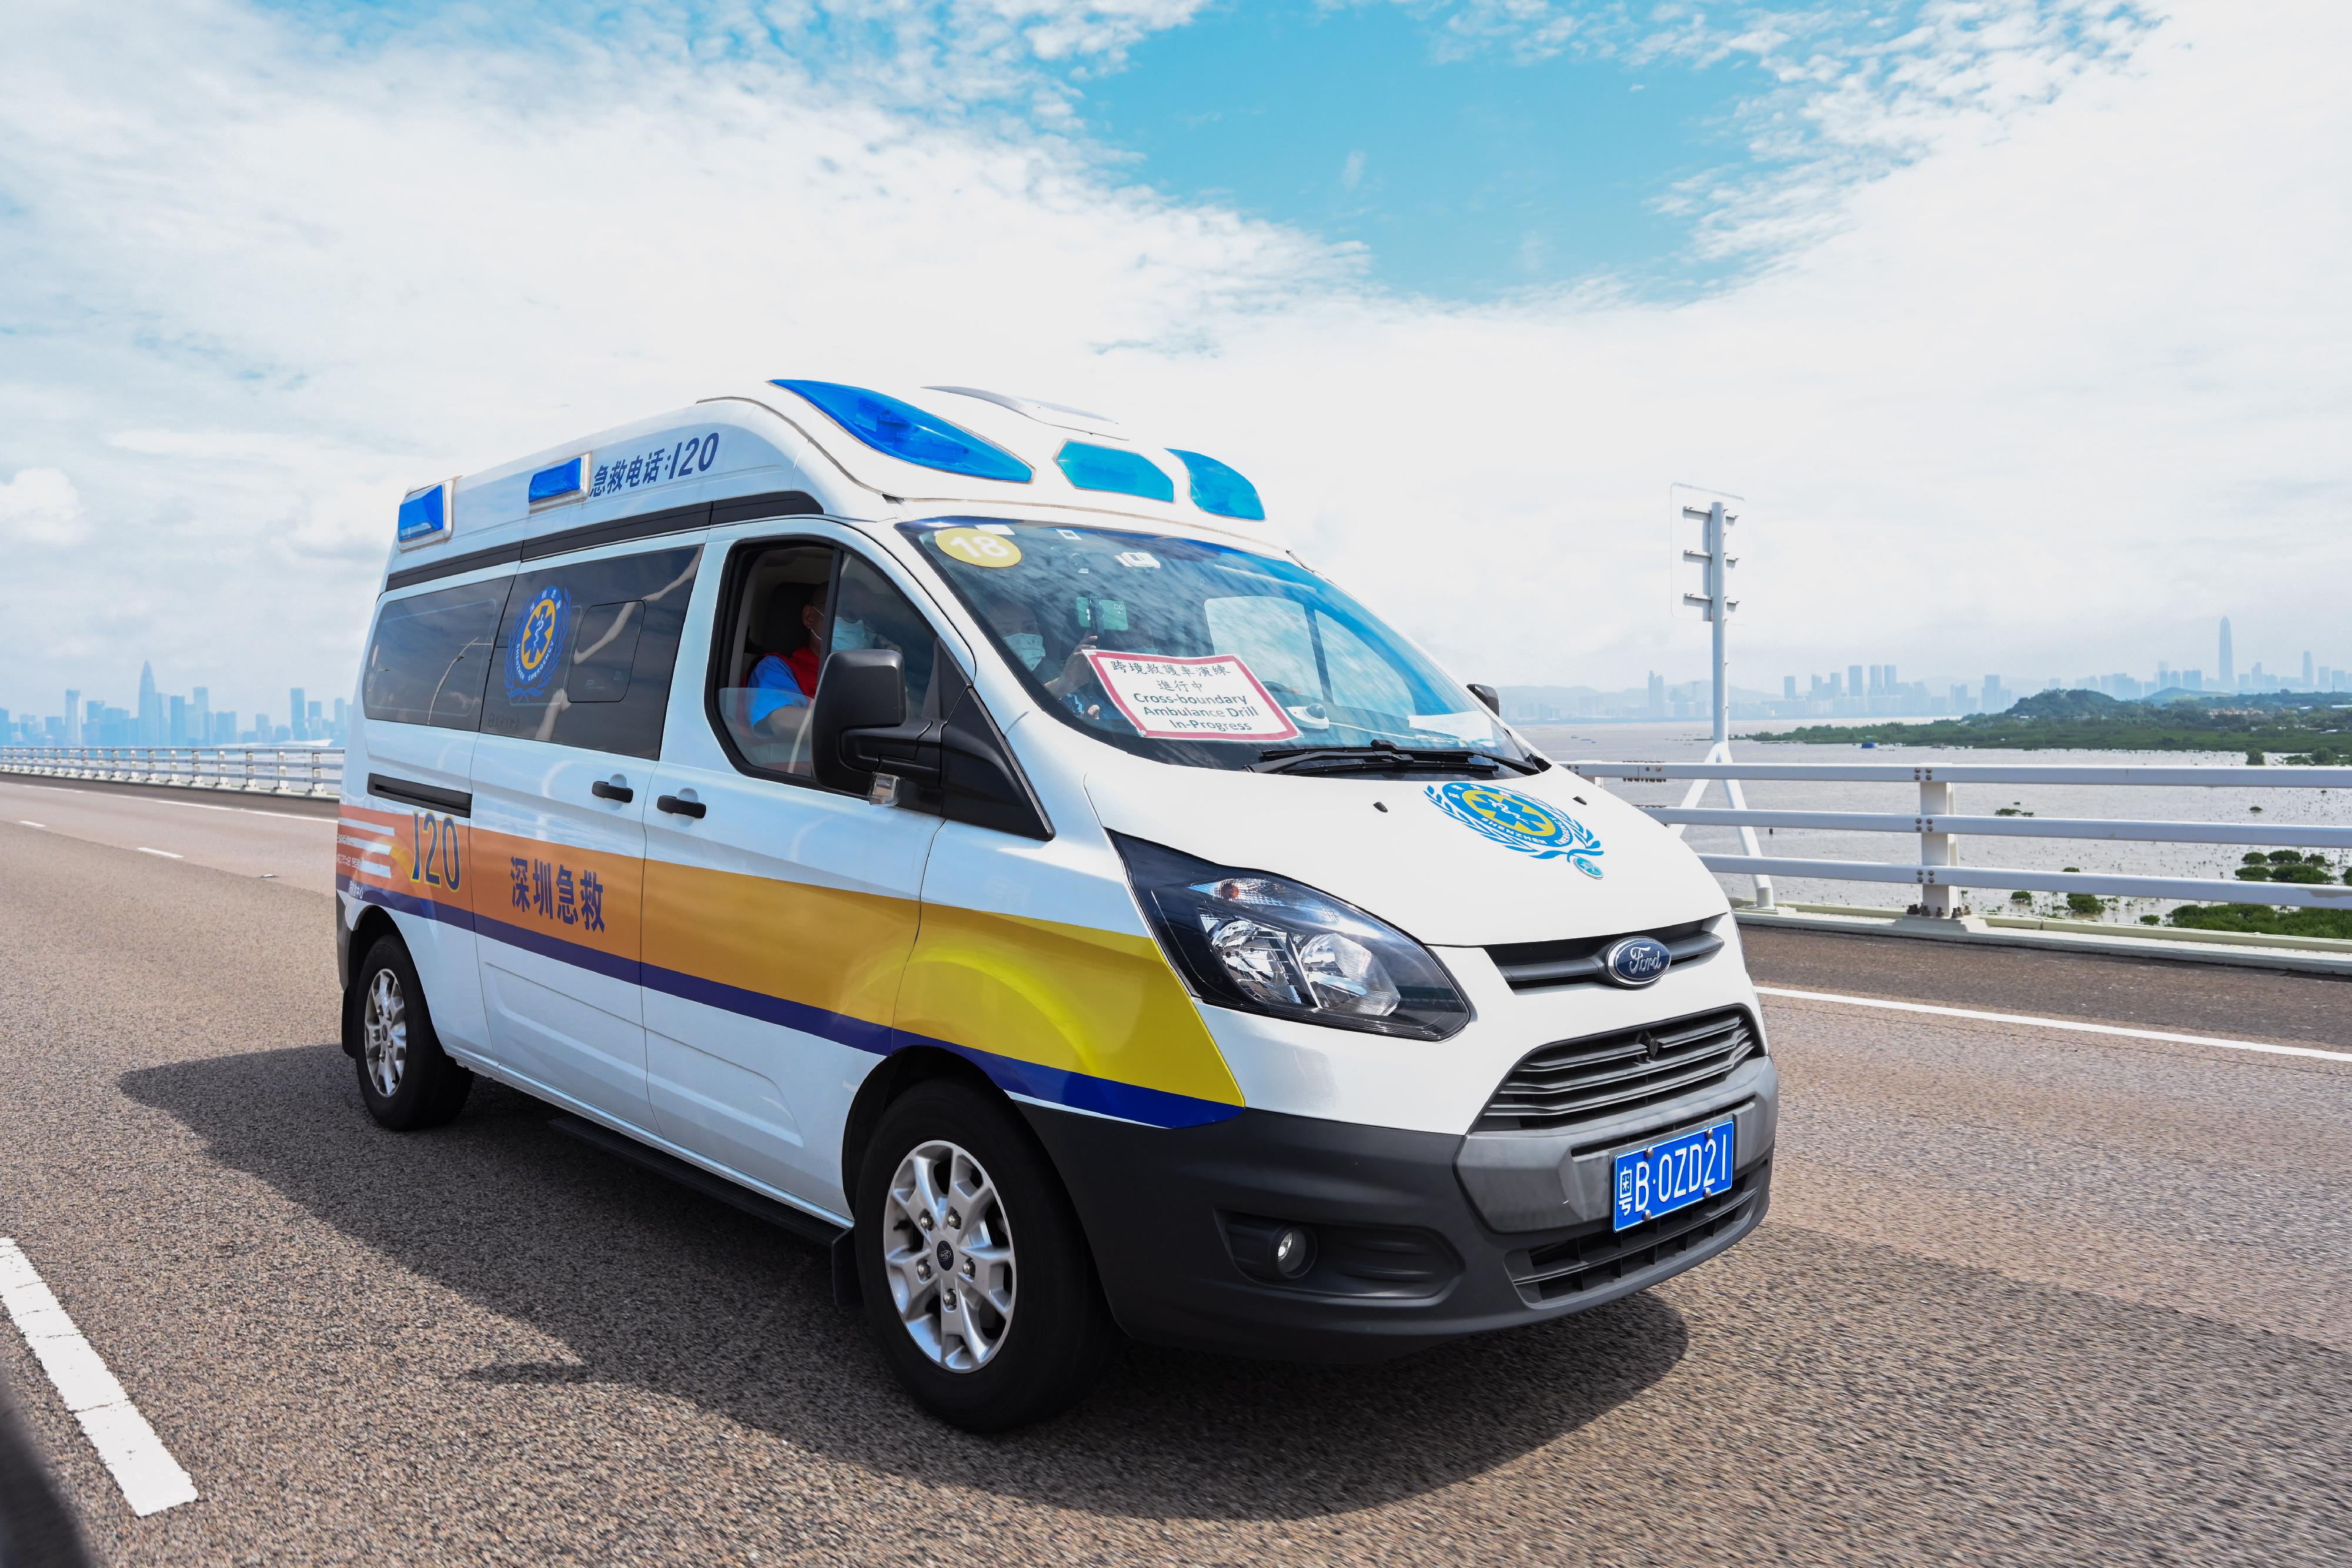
[1085,652,1302,742]
[1427,781,1603,877]
[1115,550,1161,569]
[937,527,1024,568]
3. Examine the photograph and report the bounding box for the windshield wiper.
[1251,742,1539,777]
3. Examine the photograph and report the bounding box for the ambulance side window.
[711,542,838,778]
[362,577,514,730]
[479,544,701,759]
[709,543,941,787]
[832,553,937,720]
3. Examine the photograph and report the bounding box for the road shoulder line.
[1754,985,2352,1064]
[0,1239,198,1517]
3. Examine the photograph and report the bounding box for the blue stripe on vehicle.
[639,960,896,1057]
[339,876,1238,1129]
[342,877,475,930]
[473,908,644,987]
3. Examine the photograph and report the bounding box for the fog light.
[1272,1225,1316,1279]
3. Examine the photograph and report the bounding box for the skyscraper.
[137,661,162,745]
[64,688,79,745]
[289,687,306,742]
[1849,663,1865,698]
[2218,617,2234,690]
[2303,651,2315,689]
[192,686,210,743]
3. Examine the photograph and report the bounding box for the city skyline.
[1,660,348,748]
[8,614,2344,748]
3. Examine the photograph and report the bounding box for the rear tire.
[856,1079,1115,1430]
[352,934,473,1131]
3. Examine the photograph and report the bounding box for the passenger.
[983,596,1097,707]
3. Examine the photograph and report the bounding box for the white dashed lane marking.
[17,821,43,828]
[133,847,183,859]
[0,1239,198,1517]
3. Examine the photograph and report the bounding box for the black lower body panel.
[1019,1098,1772,1364]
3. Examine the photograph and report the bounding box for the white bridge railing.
[0,745,344,799]
[1572,760,2352,915]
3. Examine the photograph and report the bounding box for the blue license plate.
[1612,1119,1735,1231]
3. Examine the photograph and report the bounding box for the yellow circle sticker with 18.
[934,527,1023,569]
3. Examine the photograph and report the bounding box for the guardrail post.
[1919,776,1957,915]
[1721,770,1775,911]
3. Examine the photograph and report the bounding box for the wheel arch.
[840,1045,1008,1212]
[340,906,403,1059]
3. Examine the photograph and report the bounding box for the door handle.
[656,794,706,819]
[591,779,634,804]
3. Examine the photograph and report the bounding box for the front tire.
[856,1080,1115,1430]
[352,934,473,1131]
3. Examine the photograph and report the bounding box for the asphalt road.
[0,778,336,894]
[2,815,2349,1565]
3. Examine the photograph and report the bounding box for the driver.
[747,580,827,731]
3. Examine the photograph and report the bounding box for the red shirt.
[784,643,821,696]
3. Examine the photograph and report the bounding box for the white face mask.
[1004,632,1046,671]
[830,617,875,652]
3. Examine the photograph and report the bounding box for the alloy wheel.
[882,1139,1016,1372]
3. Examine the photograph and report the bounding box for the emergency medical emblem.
[1426,781,1603,877]
[506,584,572,702]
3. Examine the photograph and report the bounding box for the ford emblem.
[1601,935,1672,988]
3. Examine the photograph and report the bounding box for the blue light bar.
[771,379,1031,483]
[1055,441,1174,503]
[528,454,587,506]
[397,481,449,544]
[1168,449,1264,520]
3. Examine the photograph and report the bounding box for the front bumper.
[1020,1056,1776,1363]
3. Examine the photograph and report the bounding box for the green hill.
[1753,690,2352,758]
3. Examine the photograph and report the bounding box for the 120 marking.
[409,811,462,890]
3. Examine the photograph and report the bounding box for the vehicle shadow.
[120,1044,1689,1522]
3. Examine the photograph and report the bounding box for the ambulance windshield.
[906,519,1541,775]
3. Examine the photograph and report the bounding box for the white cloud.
[1,0,2347,721]
[0,469,88,546]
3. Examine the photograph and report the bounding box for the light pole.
[1670,486,1773,911]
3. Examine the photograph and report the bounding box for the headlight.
[1112,834,1471,1039]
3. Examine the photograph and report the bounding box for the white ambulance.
[339,379,1776,1429]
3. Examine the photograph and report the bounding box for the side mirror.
[810,648,906,793]
[1467,683,1501,716]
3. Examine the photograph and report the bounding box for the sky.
[3,0,2348,723]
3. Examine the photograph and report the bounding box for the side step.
[546,1112,861,1307]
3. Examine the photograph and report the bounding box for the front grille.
[1485,919,1722,992]
[1509,1167,1765,1304]
[1475,1007,1760,1133]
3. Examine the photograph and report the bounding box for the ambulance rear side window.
[362,578,514,730]
[479,544,701,759]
